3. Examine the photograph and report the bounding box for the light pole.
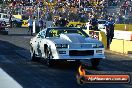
[20,4,23,15]
[38,6,39,20]
[79,0,80,8]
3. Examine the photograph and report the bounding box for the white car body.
[86,19,106,30]
[98,19,107,30]
[30,27,105,66]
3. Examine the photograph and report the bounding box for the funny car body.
[30,27,105,67]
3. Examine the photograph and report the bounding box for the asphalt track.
[0,28,132,88]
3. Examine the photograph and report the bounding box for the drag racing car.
[30,27,105,67]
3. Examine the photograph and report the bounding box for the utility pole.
[79,0,80,8]
[38,6,39,20]
[20,4,23,15]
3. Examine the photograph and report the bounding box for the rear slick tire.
[31,51,40,62]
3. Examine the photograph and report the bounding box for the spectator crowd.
[0,0,131,24]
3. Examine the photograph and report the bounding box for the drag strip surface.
[0,29,132,88]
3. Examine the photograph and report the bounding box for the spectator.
[9,13,12,28]
[39,17,44,31]
[27,16,33,35]
[33,16,39,33]
[55,17,69,27]
[89,15,99,31]
[105,16,115,49]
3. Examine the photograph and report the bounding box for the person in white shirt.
[33,16,39,33]
[27,16,33,35]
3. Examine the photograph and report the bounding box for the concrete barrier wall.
[110,39,132,54]
[85,29,132,54]
[99,31,107,49]
[110,39,124,53]
[114,30,132,40]
[115,24,132,31]
[84,30,132,54]
[124,40,132,54]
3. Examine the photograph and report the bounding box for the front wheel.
[90,58,100,69]
[31,51,37,61]
[45,48,53,67]
[30,46,40,61]
[12,22,17,27]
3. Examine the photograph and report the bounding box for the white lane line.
[0,68,23,88]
